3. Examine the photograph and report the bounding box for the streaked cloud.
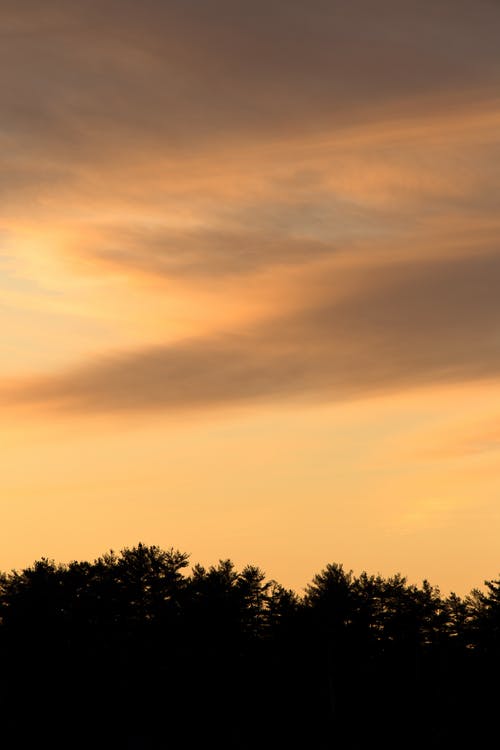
[5,250,500,413]
[2,1,500,409]
[4,0,500,159]
[81,226,335,278]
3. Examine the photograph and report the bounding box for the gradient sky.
[2,0,500,592]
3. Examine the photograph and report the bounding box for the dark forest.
[1,543,498,749]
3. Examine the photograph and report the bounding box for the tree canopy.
[0,543,497,748]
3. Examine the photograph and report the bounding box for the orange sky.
[2,0,500,593]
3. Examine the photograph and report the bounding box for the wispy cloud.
[3,0,500,413]
[4,250,500,413]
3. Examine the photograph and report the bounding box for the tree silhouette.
[0,543,498,748]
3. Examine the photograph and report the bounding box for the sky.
[2,0,500,593]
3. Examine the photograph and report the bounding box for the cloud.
[2,0,500,168]
[35,104,500,283]
[3,0,500,413]
[5,250,500,413]
[87,227,336,278]
[3,0,500,287]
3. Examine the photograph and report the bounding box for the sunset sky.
[2,0,500,593]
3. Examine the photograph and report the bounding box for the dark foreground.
[0,544,498,748]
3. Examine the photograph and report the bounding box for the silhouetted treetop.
[0,542,498,749]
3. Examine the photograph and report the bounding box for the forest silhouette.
[1,543,498,749]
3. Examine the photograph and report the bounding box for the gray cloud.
[3,0,500,413]
[89,226,335,277]
[3,0,500,280]
[7,250,500,413]
[2,0,500,163]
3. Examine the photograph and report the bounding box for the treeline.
[1,544,499,749]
